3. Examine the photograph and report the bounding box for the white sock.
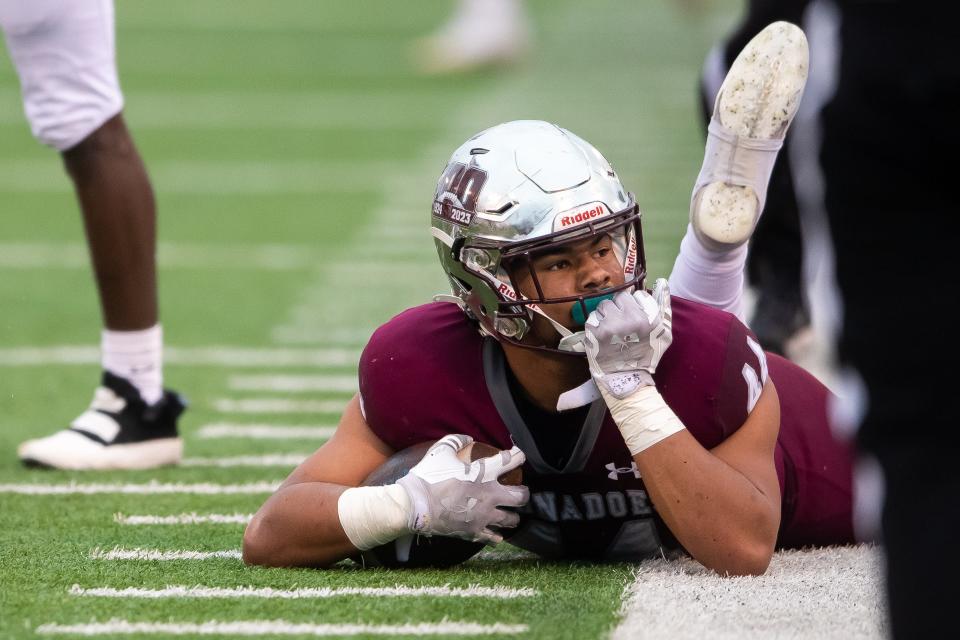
[101,325,164,405]
[668,224,748,322]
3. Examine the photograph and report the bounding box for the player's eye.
[546,259,570,272]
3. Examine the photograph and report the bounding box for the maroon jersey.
[359,300,854,561]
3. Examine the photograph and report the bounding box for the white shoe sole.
[18,430,182,470]
[692,21,808,249]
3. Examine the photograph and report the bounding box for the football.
[357,440,522,568]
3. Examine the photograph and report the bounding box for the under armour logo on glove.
[584,279,674,399]
[611,333,641,345]
[396,435,529,545]
[440,496,479,521]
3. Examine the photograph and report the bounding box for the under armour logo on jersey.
[606,461,640,480]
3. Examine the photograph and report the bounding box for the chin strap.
[556,378,601,411]
[436,276,603,411]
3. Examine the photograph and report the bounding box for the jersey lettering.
[522,490,653,522]
[743,363,762,413]
[746,336,769,384]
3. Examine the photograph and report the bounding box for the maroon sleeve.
[654,297,729,449]
[655,298,770,448]
[357,303,491,452]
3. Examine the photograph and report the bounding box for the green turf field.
[0,1,739,637]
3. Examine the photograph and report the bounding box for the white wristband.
[337,484,412,551]
[601,385,686,455]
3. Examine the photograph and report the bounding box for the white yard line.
[228,374,357,393]
[69,584,539,599]
[0,160,398,195]
[0,346,358,367]
[89,548,242,561]
[114,513,252,525]
[196,423,336,440]
[0,243,422,272]
[0,88,490,131]
[0,243,324,271]
[0,481,279,495]
[35,619,528,637]
[181,454,308,467]
[213,398,346,414]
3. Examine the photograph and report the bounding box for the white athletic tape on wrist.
[337,484,411,551]
[602,385,685,455]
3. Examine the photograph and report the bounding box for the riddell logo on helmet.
[498,283,518,300]
[497,282,542,312]
[623,236,637,277]
[554,204,609,231]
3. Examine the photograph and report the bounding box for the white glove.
[583,280,684,455]
[584,279,673,398]
[396,435,529,545]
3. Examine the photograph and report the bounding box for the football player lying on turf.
[244,22,855,575]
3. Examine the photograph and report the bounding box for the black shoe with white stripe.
[18,372,186,470]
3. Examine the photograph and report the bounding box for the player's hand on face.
[396,434,529,545]
[583,278,673,399]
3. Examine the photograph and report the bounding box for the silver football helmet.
[431,120,646,354]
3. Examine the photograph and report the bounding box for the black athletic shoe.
[18,372,186,470]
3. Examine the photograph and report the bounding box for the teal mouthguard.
[571,293,616,325]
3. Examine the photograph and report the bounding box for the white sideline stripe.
[114,513,253,525]
[197,423,336,440]
[610,545,884,640]
[69,584,539,599]
[181,454,308,467]
[229,374,357,393]
[0,345,359,367]
[0,481,279,495]
[214,398,346,414]
[36,619,528,636]
[90,547,242,561]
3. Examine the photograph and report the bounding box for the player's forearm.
[242,482,358,568]
[635,432,779,576]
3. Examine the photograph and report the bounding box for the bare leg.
[62,112,157,331]
[17,112,183,470]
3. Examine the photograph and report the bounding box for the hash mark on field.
[229,374,357,393]
[182,454,308,467]
[0,481,279,495]
[114,513,253,525]
[197,423,336,440]
[36,619,528,636]
[213,398,346,414]
[90,547,242,561]
[69,584,539,599]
